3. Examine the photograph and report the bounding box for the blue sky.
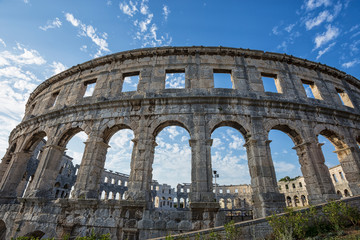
[0,0,359,187]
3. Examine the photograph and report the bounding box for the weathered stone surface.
[0,46,359,239]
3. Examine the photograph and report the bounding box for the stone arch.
[22,131,47,152]
[0,220,6,240]
[24,230,45,238]
[337,190,342,197]
[286,196,292,207]
[101,123,133,144]
[57,127,86,148]
[301,195,307,206]
[152,119,192,139]
[210,120,250,140]
[316,127,347,149]
[344,189,350,197]
[266,121,303,146]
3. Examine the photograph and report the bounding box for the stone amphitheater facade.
[0,46,359,239]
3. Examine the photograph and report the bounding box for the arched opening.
[58,130,88,199]
[211,124,250,209]
[219,198,225,209]
[301,195,307,206]
[286,196,292,207]
[318,129,355,196]
[17,132,47,198]
[226,198,232,209]
[153,124,191,207]
[344,189,350,197]
[0,220,6,240]
[268,125,306,208]
[102,126,134,200]
[24,230,45,238]
[337,190,342,197]
[294,195,299,207]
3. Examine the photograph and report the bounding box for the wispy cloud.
[314,24,339,49]
[50,61,67,75]
[342,59,360,68]
[163,5,170,21]
[119,0,172,47]
[0,43,46,66]
[39,17,62,31]
[304,0,332,11]
[316,42,336,59]
[0,39,6,48]
[65,13,110,58]
[119,0,138,16]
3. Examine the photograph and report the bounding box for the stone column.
[245,136,285,218]
[189,114,218,228]
[334,143,360,195]
[188,138,214,203]
[293,139,339,204]
[126,136,156,206]
[25,144,66,198]
[0,151,32,200]
[72,136,109,199]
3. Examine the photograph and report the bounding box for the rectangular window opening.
[83,80,96,97]
[261,73,281,93]
[165,69,185,89]
[336,88,354,108]
[47,91,60,108]
[213,69,233,89]
[339,171,345,180]
[301,79,322,100]
[122,71,140,92]
[333,174,338,183]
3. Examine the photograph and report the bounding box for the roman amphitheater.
[0,46,359,239]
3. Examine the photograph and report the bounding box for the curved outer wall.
[0,46,360,239]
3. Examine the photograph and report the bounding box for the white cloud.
[272,26,280,35]
[0,38,6,48]
[80,45,87,52]
[274,161,296,173]
[316,42,336,59]
[50,61,67,75]
[285,24,295,33]
[163,5,170,21]
[166,126,180,140]
[305,0,332,11]
[305,2,341,30]
[106,0,112,6]
[165,73,185,88]
[305,11,332,30]
[342,59,360,68]
[0,44,46,66]
[24,0,29,3]
[119,0,172,47]
[65,13,80,27]
[39,17,62,31]
[119,1,138,17]
[314,25,339,49]
[138,13,153,32]
[65,13,110,58]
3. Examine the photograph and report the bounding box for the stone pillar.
[72,136,109,199]
[188,138,214,202]
[126,136,156,206]
[189,114,218,229]
[334,143,360,196]
[25,144,65,198]
[293,139,339,204]
[0,151,32,200]
[245,136,285,218]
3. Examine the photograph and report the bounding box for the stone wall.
[0,46,359,239]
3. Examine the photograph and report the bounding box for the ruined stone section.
[0,46,359,239]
